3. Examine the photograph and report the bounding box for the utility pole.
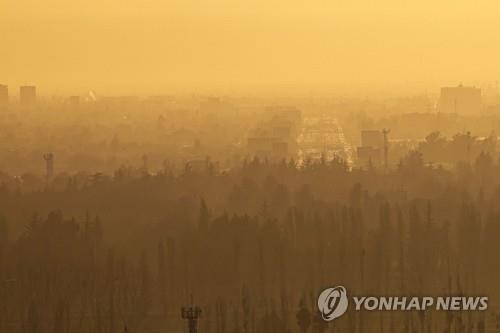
[296,298,311,333]
[43,153,54,181]
[182,303,202,333]
[466,131,472,164]
[382,129,390,171]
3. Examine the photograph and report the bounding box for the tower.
[382,128,390,171]
[181,305,202,333]
[43,153,54,180]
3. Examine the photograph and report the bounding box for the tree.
[296,298,311,333]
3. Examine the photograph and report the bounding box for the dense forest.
[0,150,499,332]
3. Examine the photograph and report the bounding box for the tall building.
[357,130,384,167]
[69,95,80,108]
[0,85,7,104]
[439,84,481,114]
[361,130,384,149]
[20,85,36,105]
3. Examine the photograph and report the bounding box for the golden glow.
[2,0,500,95]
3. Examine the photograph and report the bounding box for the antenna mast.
[181,300,202,333]
[382,129,390,171]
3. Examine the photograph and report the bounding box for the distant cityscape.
[0,82,499,175]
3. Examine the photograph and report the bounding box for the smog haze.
[2,0,500,95]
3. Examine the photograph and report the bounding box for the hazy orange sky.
[1,0,500,95]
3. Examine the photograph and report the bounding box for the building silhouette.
[0,84,8,104]
[357,130,384,167]
[361,130,384,148]
[20,85,36,105]
[69,95,80,108]
[439,84,481,114]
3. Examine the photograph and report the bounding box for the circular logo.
[317,286,348,322]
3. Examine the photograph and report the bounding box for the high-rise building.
[0,85,8,104]
[357,130,384,167]
[20,85,36,105]
[69,95,80,108]
[361,130,384,149]
[439,84,481,114]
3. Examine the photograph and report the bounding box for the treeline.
[0,154,500,331]
[418,131,497,166]
[1,148,499,239]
